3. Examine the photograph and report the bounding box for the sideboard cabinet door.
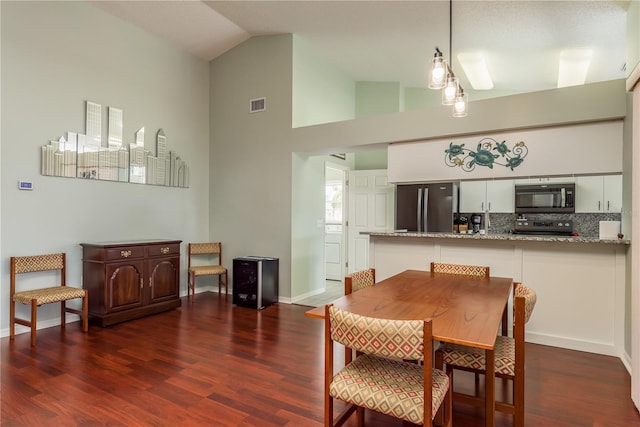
[148,257,180,305]
[106,261,144,312]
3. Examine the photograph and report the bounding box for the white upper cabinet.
[460,180,514,213]
[575,175,622,213]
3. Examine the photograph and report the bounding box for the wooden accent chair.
[187,242,228,297]
[10,253,88,347]
[434,283,537,427]
[430,261,490,278]
[344,268,375,295]
[324,304,452,427]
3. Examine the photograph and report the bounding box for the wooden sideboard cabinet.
[81,239,182,327]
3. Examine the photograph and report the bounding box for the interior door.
[348,170,395,273]
[325,163,347,281]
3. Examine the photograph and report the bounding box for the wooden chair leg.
[356,407,364,426]
[30,300,37,347]
[82,292,89,333]
[61,300,67,330]
[444,370,453,427]
[515,375,525,427]
[189,272,195,297]
[10,300,15,341]
[434,349,444,426]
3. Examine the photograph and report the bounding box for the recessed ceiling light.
[457,53,494,90]
[557,49,593,88]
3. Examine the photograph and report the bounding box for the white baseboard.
[291,287,326,303]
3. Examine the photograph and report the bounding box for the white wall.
[0,2,210,334]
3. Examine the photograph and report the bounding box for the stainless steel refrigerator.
[395,182,458,232]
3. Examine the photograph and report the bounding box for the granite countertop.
[364,231,630,245]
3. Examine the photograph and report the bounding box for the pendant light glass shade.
[428,51,446,89]
[442,75,458,105]
[452,90,468,117]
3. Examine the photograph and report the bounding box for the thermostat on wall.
[18,180,33,190]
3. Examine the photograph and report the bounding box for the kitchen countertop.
[364,231,630,245]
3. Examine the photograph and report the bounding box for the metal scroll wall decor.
[41,101,189,187]
[444,137,528,172]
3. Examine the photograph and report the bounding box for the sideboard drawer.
[147,243,180,257]
[104,246,146,261]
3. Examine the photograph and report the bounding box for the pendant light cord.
[449,0,452,65]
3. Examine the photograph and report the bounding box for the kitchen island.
[365,231,629,365]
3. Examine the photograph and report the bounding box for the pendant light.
[428,48,446,89]
[428,0,468,117]
[453,87,468,117]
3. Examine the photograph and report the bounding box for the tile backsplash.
[457,212,622,238]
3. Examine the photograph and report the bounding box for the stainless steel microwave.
[514,183,575,213]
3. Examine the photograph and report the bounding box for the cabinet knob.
[160,247,170,254]
[149,277,153,288]
[121,250,132,258]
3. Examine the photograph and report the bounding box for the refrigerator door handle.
[423,187,429,232]
[417,188,423,232]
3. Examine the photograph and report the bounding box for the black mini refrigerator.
[233,256,279,309]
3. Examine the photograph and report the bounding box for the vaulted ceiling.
[93,1,629,101]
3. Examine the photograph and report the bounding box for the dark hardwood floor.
[2,292,639,426]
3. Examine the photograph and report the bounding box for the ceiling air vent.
[249,97,266,113]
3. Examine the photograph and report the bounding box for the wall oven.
[514,183,575,213]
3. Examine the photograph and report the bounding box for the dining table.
[305,269,513,427]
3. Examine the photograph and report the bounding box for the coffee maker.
[470,213,483,233]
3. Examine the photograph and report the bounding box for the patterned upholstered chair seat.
[436,335,515,376]
[330,354,450,424]
[14,286,86,305]
[188,265,226,277]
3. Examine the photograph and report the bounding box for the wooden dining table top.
[305,269,513,350]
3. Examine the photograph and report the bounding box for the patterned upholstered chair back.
[329,305,424,361]
[13,253,65,274]
[514,282,537,325]
[344,268,375,295]
[430,262,490,278]
[189,242,221,256]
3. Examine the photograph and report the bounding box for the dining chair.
[343,268,375,364]
[10,253,89,347]
[324,304,452,427]
[434,282,537,427]
[430,261,490,278]
[344,267,375,295]
[430,262,505,334]
[187,242,228,297]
